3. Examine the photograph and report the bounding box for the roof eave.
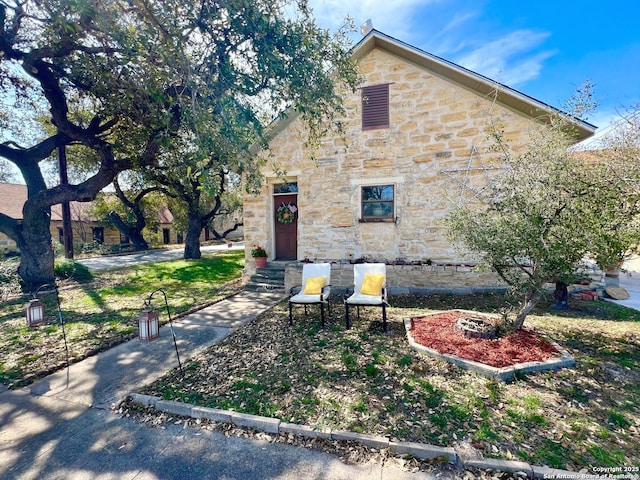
[352,30,597,142]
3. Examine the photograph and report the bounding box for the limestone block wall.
[285,262,506,295]
[243,46,546,286]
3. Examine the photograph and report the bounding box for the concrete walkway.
[0,290,435,480]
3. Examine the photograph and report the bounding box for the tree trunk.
[17,206,56,291]
[106,212,149,251]
[184,214,202,259]
[126,229,148,251]
[512,289,542,330]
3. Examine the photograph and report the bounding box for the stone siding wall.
[244,46,545,289]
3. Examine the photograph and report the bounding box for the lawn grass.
[0,250,244,387]
[140,293,640,470]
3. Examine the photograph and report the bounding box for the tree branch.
[0,212,19,242]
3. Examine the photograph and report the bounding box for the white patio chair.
[344,263,388,332]
[288,263,332,327]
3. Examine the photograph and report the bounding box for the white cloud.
[308,0,437,41]
[308,1,556,88]
[454,30,555,86]
[441,11,477,34]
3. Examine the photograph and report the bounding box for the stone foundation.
[284,261,506,295]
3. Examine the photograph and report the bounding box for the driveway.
[77,242,245,271]
[606,256,640,311]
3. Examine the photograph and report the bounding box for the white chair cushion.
[345,292,383,305]
[290,287,331,304]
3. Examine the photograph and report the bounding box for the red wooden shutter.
[362,84,389,130]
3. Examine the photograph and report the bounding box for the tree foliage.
[446,88,640,329]
[0,0,193,288]
[0,0,359,286]
[585,104,640,269]
[0,158,14,181]
[130,0,359,259]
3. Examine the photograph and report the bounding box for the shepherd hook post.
[33,283,70,369]
[30,283,70,387]
[147,289,183,375]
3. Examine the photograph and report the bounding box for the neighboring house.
[0,183,180,253]
[243,30,596,292]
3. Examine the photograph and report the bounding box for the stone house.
[243,30,596,293]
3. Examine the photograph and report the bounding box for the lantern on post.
[24,283,70,370]
[141,289,183,375]
[26,298,45,326]
[138,304,160,341]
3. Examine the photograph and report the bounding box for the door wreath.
[277,202,297,224]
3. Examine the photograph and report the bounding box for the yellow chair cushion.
[360,273,385,296]
[303,276,327,295]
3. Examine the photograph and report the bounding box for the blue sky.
[309,0,640,145]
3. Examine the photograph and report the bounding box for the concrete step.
[251,270,285,282]
[245,262,288,293]
[244,282,286,293]
[248,278,285,290]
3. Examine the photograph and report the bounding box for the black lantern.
[138,306,160,341]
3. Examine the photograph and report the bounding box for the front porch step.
[245,262,289,293]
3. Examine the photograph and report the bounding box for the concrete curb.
[127,393,578,478]
[403,316,576,382]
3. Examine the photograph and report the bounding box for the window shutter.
[362,84,389,130]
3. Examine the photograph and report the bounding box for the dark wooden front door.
[274,193,297,260]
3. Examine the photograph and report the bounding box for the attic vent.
[361,83,390,131]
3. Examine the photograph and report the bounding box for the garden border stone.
[389,441,458,464]
[465,458,533,477]
[403,314,576,382]
[128,393,581,478]
[280,422,331,439]
[331,430,390,449]
[230,411,281,434]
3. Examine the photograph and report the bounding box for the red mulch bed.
[409,310,561,368]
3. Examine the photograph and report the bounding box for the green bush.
[54,260,93,283]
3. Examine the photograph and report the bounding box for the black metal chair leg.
[304,305,308,316]
[345,303,351,329]
[357,306,360,319]
[321,302,325,328]
[382,303,387,332]
[289,302,293,326]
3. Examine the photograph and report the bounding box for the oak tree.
[0,0,358,287]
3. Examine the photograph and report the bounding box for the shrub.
[54,260,93,283]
